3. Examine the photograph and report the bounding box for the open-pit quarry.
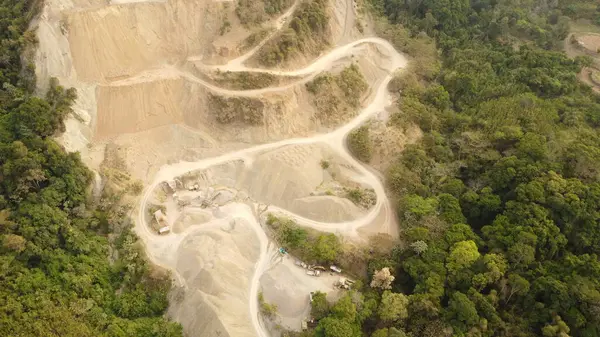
[33,0,408,335]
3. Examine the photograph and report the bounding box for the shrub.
[208,94,264,125]
[306,64,368,124]
[347,126,372,162]
[257,0,330,66]
[266,214,341,263]
[213,71,278,90]
[258,292,278,318]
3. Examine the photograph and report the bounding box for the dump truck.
[306,270,321,277]
[154,210,171,235]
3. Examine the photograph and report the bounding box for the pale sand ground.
[33,0,410,335]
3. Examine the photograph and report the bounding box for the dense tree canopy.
[0,1,181,336]
[294,1,600,337]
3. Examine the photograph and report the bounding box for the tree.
[2,234,25,252]
[446,240,480,274]
[542,314,571,337]
[504,273,530,304]
[310,233,341,262]
[446,292,480,332]
[410,240,428,255]
[371,268,395,290]
[315,317,361,337]
[371,328,389,337]
[475,253,508,288]
[312,291,330,320]
[378,291,409,322]
[331,293,358,322]
[438,193,466,224]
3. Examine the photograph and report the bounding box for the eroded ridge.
[135,37,406,337]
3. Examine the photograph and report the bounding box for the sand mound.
[290,195,362,222]
[183,143,368,222]
[168,217,260,337]
[66,0,226,82]
[172,209,213,233]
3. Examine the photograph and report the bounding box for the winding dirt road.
[133,12,407,337]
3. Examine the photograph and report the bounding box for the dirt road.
[135,37,405,336]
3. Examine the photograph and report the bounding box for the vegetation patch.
[266,214,341,263]
[239,28,272,52]
[257,0,330,66]
[211,71,278,90]
[294,1,600,336]
[306,64,368,125]
[347,125,372,162]
[236,0,294,26]
[258,292,278,319]
[344,187,376,209]
[208,93,265,125]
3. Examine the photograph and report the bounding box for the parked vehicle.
[295,260,308,269]
[306,270,321,277]
[330,265,342,273]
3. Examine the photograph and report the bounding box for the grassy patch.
[266,213,341,263]
[257,0,330,66]
[212,71,278,90]
[344,187,376,208]
[208,94,265,125]
[347,125,372,162]
[306,64,368,124]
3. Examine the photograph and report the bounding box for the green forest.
[0,1,182,336]
[297,1,600,337]
[3,0,600,336]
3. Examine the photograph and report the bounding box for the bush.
[347,126,372,162]
[257,0,330,66]
[213,71,278,90]
[266,214,341,263]
[208,94,265,125]
[236,0,293,26]
[258,292,278,318]
[345,187,376,208]
[306,64,368,124]
[311,291,330,319]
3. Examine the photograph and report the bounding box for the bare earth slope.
[34,0,411,336]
